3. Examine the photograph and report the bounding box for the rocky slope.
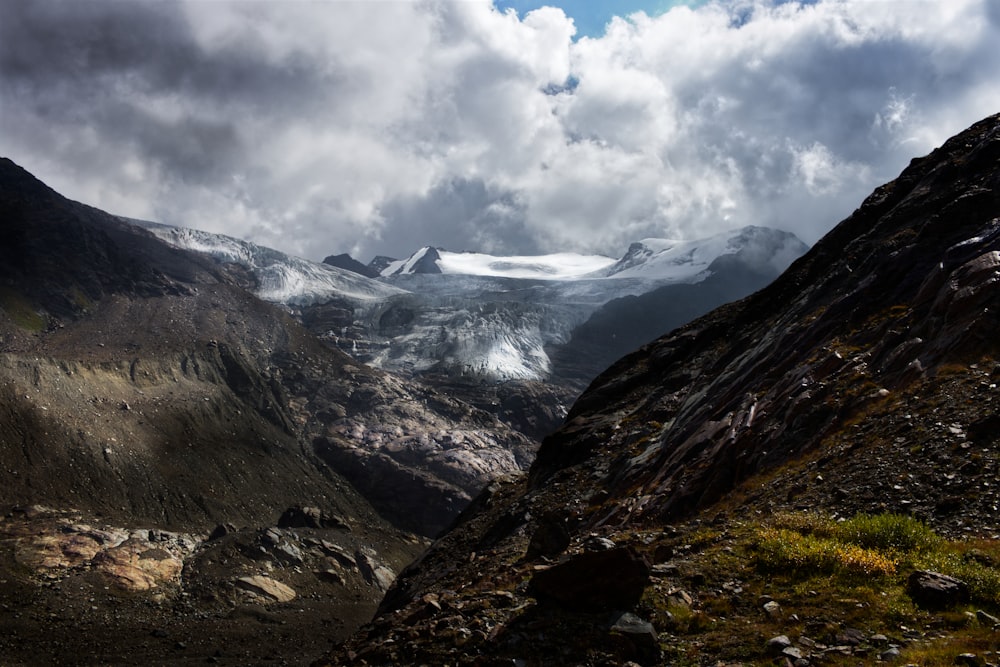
[323,114,1000,666]
[0,157,533,664]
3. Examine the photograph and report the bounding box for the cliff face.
[324,113,1000,666]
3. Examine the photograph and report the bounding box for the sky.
[1,1,998,263]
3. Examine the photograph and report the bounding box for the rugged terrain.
[322,114,1000,665]
[0,157,533,664]
[142,217,805,441]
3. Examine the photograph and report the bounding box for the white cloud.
[1,0,998,262]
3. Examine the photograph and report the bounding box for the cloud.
[2,0,998,262]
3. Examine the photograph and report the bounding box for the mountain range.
[0,152,797,664]
[2,111,998,666]
[137,218,806,438]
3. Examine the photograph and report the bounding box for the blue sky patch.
[494,0,707,38]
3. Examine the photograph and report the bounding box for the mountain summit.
[324,114,1000,665]
[597,226,807,280]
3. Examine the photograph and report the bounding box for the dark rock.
[354,549,395,590]
[609,612,660,664]
[525,516,571,560]
[277,506,350,531]
[835,627,865,646]
[766,635,792,656]
[316,569,345,585]
[652,543,674,562]
[261,528,283,547]
[956,654,984,667]
[208,523,237,541]
[977,610,1000,627]
[529,548,650,612]
[907,570,970,609]
[322,253,380,279]
[969,415,1000,444]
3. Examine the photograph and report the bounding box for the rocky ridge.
[322,114,1000,666]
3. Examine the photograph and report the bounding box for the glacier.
[128,219,808,384]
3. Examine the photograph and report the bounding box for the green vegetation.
[836,512,942,554]
[637,512,1000,665]
[751,525,899,576]
[752,512,999,605]
[0,287,46,331]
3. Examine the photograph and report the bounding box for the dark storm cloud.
[378,178,532,259]
[1,1,336,109]
[1,0,347,187]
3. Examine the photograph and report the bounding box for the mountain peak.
[381,246,443,276]
[597,225,809,280]
[322,252,380,279]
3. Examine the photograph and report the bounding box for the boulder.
[525,516,571,560]
[609,612,660,664]
[906,570,970,609]
[277,506,350,530]
[529,548,650,612]
[91,539,184,591]
[354,549,396,591]
[208,523,237,541]
[235,575,297,603]
[765,635,792,656]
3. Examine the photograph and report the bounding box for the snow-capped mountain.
[128,219,807,393]
[132,221,407,306]
[379,246,616,279]
[594,226,807,279]
[115,217,807,436]
[376,226,804,283]
[364,225,807,385]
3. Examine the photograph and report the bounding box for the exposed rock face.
[548,256,787,386]
[235,575,297,603]
[322,114,1000,665]
[532,112,1000,521]
[322,252,380,279]
[0,505,422,665]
